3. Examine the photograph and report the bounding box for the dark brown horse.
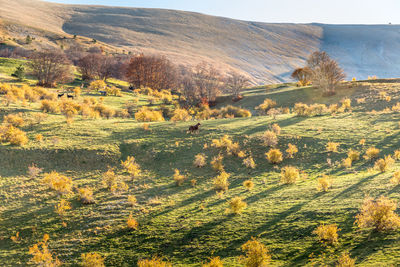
[188,123,201,134]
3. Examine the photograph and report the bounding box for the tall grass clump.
[78,187,95,204]
[326,142,339,153]
[336,252,355,267]
[243,156,256,169]
[211,154,224,172]
[317,175,332,192]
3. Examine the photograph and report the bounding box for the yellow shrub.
[313,224,339,245]
[211,154,224,172]
[55,199,71,217]
[243,180,254,190]
[359,139,366,146]
[42,171,73,194]
[243,156,256,169]
[202,257,223,267]
[326,142,339,153]
[40,100,60,113]
[121,156,141,178]
[256,98,277,114]
[240,237,271,267]
[364,147,380,160]
[135,107,165,122]
[35,134,44,142]
[94,104,115,119]
[280,166,300,184]
[78,187,95,204]
[128,195,137,206]
[355,196,400,231]
[374,155,395,172]
[3,113,24,127]
[394,150,400,160]
[390,171,400,186]
[127,213,139,230]
[29,234,61,267]
[1,125,28,146]
[266,149,283,164]
[261,131,278,147]
[342,158,352,168]
[73,87,81,98]
[194,154,207,168]
[336,252,355,267]
[173,169,186,186]
[106,86,122,96]
[89,80,107,91]
[171,108,192,121]
[286,143,298,158]
[138,257,171,267]
[347,149,360,162]
[317,175,332,192]
[271,123,281,135]
[81,252,105,267]
[213,171,230,192]
[102,168,116,188]
[229,197,247,214]
[341,98,351,110]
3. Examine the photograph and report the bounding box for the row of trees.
[27,49,250,105]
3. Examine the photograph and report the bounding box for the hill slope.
[1,0,400,83]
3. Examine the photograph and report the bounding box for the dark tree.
[28,50,72,87]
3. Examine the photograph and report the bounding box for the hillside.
[1,57,400,265]
[1,0,400,84]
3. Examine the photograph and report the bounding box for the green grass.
[1,74,400,266]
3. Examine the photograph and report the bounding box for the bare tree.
[77,53,123,81]
[306,51,345,95]
[291,67,312,86]
[312,59,346,95]
[29,50,72,87]
[125,54,178,90]
[226,71,250,99]
[192,62,223,103]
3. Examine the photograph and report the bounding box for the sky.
[46,0,400,24]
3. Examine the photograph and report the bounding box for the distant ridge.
[0,0,400,84]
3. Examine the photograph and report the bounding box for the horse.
[188,123,201,134]
[67,94,74,99]
[57,93,65,99]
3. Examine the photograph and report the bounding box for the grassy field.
[1,65,400,266]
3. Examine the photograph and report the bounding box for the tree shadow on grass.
[331,173,380,201]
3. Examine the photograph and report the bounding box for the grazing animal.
[99,90,107,96]
[57,93,65,98]
[188,123,201,134]
[67,94,74,99]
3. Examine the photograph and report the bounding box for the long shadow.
[331,173,380,200]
